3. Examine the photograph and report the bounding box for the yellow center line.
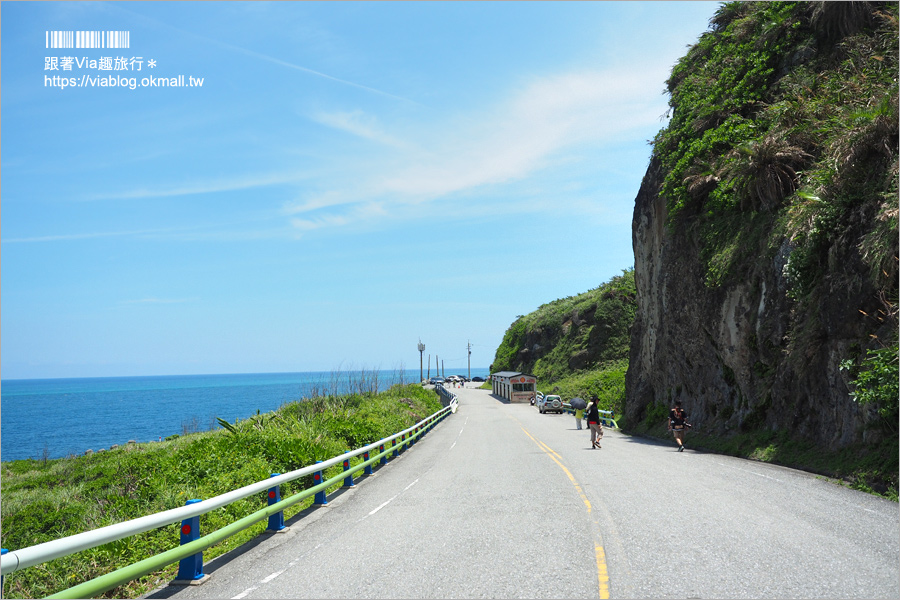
[518,424,610,599]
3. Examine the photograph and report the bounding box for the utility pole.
[427,354,431,380]
[436,354,439,378]
[467,340,472,380]
[418,340,425,383]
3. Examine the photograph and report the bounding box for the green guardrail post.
[172,499,209,585]
[313,461,328,505]
[266,474,287,533]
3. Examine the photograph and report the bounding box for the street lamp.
[418,340,425,383]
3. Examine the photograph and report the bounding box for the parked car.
[533,391,544,406]
[537,394,563,414]
[471,376,485,382]
[429,377,445,385]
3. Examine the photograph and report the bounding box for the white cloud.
[88,172,305,201]
[310,110,410,149]
[122,297,200,304]
[290,212,351,232]
[287,66,669,231]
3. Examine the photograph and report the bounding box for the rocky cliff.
[625,1,898,452]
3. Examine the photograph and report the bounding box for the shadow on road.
[617,429,714,454]
[142,471,381,598]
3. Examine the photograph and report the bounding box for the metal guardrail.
[561,402,619,428]
[434,383,459,409]
[1,399,458,599]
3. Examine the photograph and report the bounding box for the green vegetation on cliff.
[654,0,897,353]
[491,269,636,414]
[0,385,442,599]
[641,0,897,494]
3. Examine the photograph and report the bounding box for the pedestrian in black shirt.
[586,396,603,449]
[668,400,691,452]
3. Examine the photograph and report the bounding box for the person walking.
[574,406,584,430]
[668,400,692,451]
[585,396,603,449]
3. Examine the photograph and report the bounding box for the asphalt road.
[145,385,899,599]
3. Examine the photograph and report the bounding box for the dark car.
[471,376,485,382]
[428,377,445,385]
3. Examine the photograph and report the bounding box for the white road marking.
[449,416,468,450]
[369,499,393,516]
[366,478,420,517]
[261,570,284,583]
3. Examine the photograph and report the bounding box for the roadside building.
[491,371,537,403]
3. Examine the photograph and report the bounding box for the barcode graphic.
[45,31,130,49]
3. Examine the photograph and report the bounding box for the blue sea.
[0,368,490,463]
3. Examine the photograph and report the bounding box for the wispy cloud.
[2,229,165,244]
[106,2,417,105]
[87,172,305,201]
[285,67,669,232]
[221,43,418,105]
[2,218,290,244]
[122,297,200,305]
[310,110,410,149]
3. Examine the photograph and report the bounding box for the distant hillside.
[491,269,636,411]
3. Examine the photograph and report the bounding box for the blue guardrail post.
[313,460,328,505]
[380,442,387,466]
[172,499,210,585]
[342,458,355,488]
[266,473,288,533]
[364,450,374,475]
[2,548,7,591]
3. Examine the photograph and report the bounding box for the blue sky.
[2,1,719,380]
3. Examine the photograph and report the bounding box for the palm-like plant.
[809,0,877,41]
[722,134,812,211]
[682,160,720,203]
[830,95,899,175]
[709,1,752,33]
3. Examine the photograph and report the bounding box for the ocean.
[0,368,490,463]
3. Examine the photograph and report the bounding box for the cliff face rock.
[627,154,894,451]
[625,2,898,451]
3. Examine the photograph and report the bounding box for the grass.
[536,359,628,417]
[0,383,443,599]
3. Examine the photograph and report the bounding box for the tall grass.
[536,359,628,417]
[0,380,439,599]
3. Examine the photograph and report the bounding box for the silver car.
[537,394,563,414]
